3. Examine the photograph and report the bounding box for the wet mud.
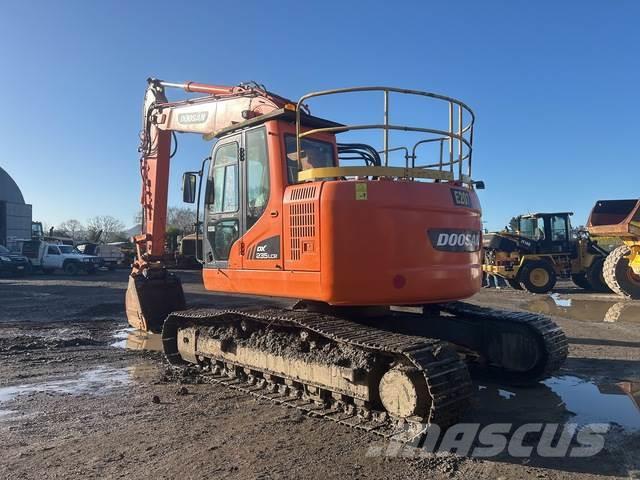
[0,271,638,479]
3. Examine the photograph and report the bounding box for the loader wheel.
[519,261,556,294]
[603,245,640,299]
[507,279,524,290]
[63,262,79,276]
[571,273,592,290]
[585,257,612,293]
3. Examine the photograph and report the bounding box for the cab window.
[519,217,545,241]
[246,127,270,229]
[47,246,60,255]
[550,215,568,241]
[210,143,239,213]
[285,135,335,183]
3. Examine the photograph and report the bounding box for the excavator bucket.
[125,272,186,332]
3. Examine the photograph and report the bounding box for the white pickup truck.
[17,240,104,275]
[75,243,124,270]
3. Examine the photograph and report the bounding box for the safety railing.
[295,86,475,184]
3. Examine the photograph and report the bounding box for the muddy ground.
[0,270,638,479]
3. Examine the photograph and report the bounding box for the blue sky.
[0,1,638,231]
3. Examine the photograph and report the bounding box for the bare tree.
[57,219,85,241]
[87,215,126,243]
[167,207,197,234]
[133,210,143,227]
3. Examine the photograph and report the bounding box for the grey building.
[0,166,32,248]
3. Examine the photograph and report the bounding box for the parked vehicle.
[483,212,610,293]
[588,198,640,299]
[16,240,103,275]
[76,242,124,270]
[173,233,202,269]
[0,244,30,275]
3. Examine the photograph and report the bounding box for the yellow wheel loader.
[483,212,610,294]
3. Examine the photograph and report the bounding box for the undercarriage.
[162,302,568,442]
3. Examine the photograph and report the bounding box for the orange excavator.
[126,78,567,440]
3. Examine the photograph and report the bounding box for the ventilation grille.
[289,186,317,261]
[290,185,317,201]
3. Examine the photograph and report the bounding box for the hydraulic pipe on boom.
[125,78,293,331]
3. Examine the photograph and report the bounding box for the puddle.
[477,376,640,431]
[523,296,640,323]
[0,364,159,420]
[550,293,572,307]
[112,327,136,340]
[544,376,640,430]
[0,367,131,405]
[110,330,163,352]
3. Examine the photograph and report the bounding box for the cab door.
[241,125,282,270]
[546,214,572,253]
[43,245,63,269]
[203,134,243,268]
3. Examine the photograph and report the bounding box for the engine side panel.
[318,180,482,304]
[203,179,482,305]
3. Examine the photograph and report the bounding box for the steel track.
[163,307,473,442]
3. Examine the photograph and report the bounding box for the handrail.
[295,86,475,184]
[378,146,410,167]
[297,166,455,182]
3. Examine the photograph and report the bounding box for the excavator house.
[126,78,567,439]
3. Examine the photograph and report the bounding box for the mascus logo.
[178,111,208,124]
[428,229,481,252]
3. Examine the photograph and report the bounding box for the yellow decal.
[355,183,368,200]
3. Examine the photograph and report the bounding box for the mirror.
[473,180,486,190]
[182,172,197,203]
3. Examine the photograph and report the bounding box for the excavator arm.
[126,78,293,331]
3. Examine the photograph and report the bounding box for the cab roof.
[216,108,344,138]
[520,212,574,219]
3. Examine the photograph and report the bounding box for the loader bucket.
[125,272,186,332]
[588,199,640,238]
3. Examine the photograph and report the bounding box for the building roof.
[0,166,25,204]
